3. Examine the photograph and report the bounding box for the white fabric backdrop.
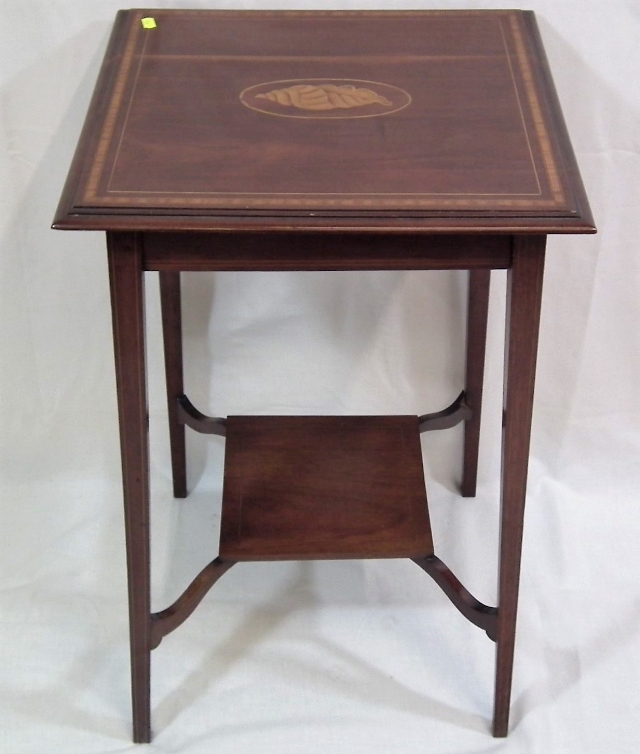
[0,0,638,752]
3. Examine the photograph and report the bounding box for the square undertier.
[219,415,434,561]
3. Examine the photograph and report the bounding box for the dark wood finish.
[177,395,226,436]
[92,10,551,211]
[53,10,132,232]
[523,13,595,234]
[413,555,498,640]
[143,232,511,272]
[53,8,595,743]
[106,232,152,744]
[419,391,472,432]
[151,558,235,649]
[159,272,187,497]
[53,9,594,235]
[56,213,594,234]
[462,269,491,496]
[219,415,433,561]
[493,235,546,737]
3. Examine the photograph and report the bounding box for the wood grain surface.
[219,415,433,561]
[53,9,594,233]
[52,9,596,742]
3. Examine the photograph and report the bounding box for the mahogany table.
[53,9,594,743]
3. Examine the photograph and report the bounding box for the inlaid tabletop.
[53,9,594,232]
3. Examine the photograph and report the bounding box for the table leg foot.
[132,660,151,743]
[160,271,187,498]
[462,269,491,497]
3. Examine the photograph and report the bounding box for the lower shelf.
[153,411,498,649]
[219,415,434,561]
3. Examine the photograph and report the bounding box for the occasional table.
[53,9,594,743]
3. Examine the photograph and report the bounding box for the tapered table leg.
[159,271,187,498]
[493,235,546,737]
[462,269,491,497]
[107,232,152,744]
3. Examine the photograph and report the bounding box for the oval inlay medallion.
[240,79,412,119]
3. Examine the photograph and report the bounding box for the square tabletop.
[53,9,594,234]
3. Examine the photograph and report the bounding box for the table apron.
[142,232,512,272]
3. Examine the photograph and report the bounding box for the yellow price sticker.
[141,17,157,29]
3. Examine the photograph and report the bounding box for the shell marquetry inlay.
[256,84,393,111]
[240,79,412,120]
